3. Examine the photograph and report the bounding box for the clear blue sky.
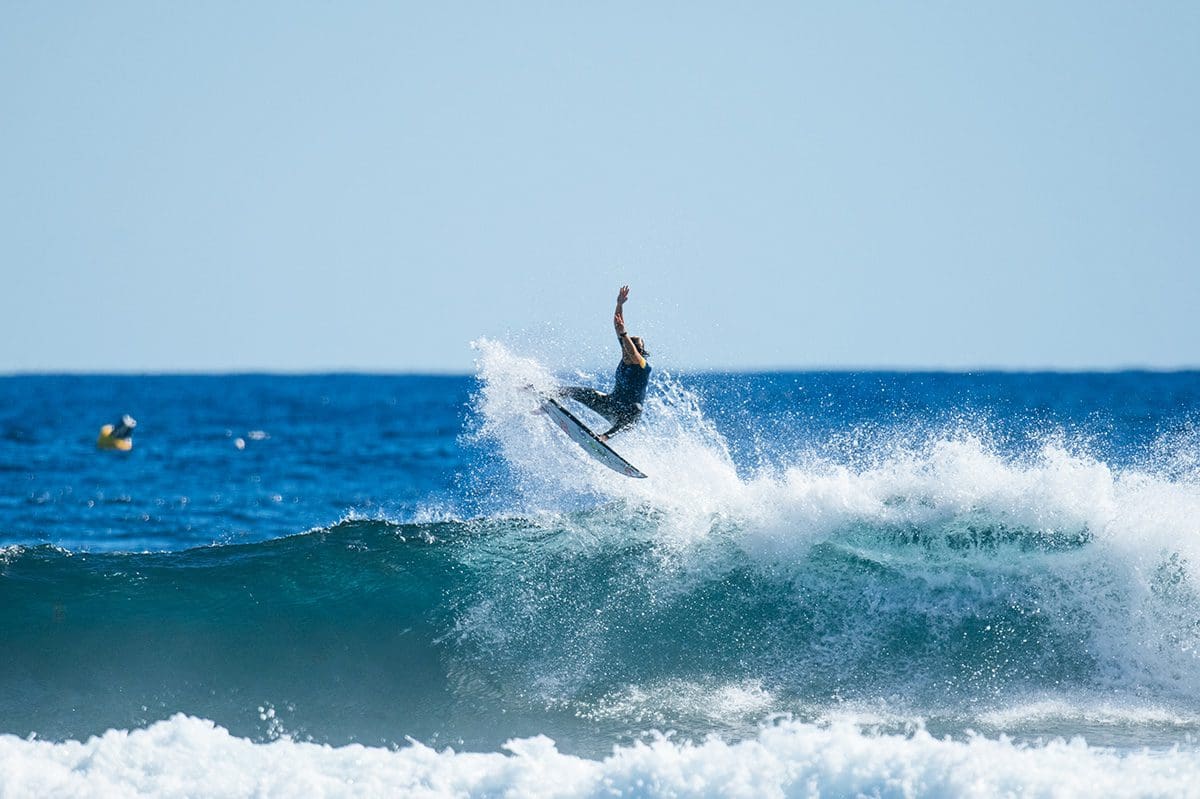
[2,2,1197,373]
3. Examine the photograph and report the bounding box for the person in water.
[560,285,651,442]
[96,414,137,451]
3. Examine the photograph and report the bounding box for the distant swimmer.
[559,285,652,442]
[97,414,137,451]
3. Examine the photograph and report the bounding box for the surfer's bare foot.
[598,434,609,443]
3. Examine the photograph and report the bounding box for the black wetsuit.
[560,359,652,438]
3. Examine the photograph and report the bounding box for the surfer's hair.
[630,336,648,357]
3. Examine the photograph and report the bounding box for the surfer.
[96,414,137,451]
[560,285,651,442]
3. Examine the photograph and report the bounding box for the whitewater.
[2,347,1199,797]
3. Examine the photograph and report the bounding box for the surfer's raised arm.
[613,285,630,337]
[612,285,645,367]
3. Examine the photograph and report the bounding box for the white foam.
[580,679,777,730]
[3,715,1199,799]
[977,697,1200,730]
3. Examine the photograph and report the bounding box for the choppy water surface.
[3,349,1199,796]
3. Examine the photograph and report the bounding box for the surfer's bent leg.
[559,387,617,420]
[600,405,642,440]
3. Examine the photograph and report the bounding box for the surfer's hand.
[617,285,630,305]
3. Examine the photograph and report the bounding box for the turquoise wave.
[5,507,1199,753]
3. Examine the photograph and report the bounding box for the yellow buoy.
[97,415,136,451]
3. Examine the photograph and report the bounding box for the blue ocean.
[3,341,1200,797]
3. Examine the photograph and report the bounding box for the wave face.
[4,459,1200,752]
[3,358,1200,792]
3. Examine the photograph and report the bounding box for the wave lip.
[3,715,1200,799]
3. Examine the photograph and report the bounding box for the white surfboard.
[541,398,647,479]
